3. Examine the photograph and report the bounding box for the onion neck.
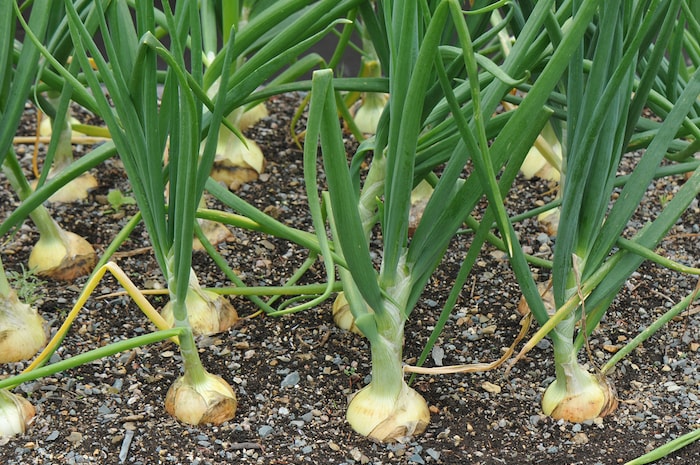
[358,155,386,239]
[2,151,63,240]
[369,261,412,398]
[369,307,406,399]
[178,329,208,385]
[550,312,579,383]
[168,267,208,385]
[45,92,76,169]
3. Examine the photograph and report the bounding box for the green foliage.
[106,189,137,212]
[6,265,45,307]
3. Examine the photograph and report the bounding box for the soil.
[1,94,699,465]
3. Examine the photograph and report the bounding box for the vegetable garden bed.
[1,94,698,464]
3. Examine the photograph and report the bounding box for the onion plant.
[200,0,267,191]
[510,0,700,423]
[302,0,561,441]
[197,0,365,191]
[0,0,98,282]
[187,0,367,317]
[0,4,106,438]
[345,14,388,138]
[25,0,365,425]
[54,0,242,424]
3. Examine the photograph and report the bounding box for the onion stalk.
[0,389,35,438]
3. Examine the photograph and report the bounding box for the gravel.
[0,94,699,464]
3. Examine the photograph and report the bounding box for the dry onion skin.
[237,102,268,132]
[192,217,233,251]
[408,180,433,237]
[0,390,36,438]
[537,206,560,237]
[0,291,47,363]
[165,371,237,426]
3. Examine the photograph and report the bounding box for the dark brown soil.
[1,94,699,464]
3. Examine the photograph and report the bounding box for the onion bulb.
[38,115,81,138]
[520,122,562,182]
[537,206,560,237]
[237,103,268,132]
[541,362,617,423]
[351,92,388,135]
[192,217,233,251]
[210,130,265,191]
[0,290,47,363]
[36,108,98,202]
[192,196,232,251]
[31,171,98,203]
[165,370,236,425]
[332,292,364,336]
[0,390,35,438]
[205,81,266,191]
[28,219,97,281]
[347,380,430,442]
[408,180,434,237]
[160,273,238,336]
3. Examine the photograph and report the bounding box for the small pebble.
[67,431,83,443]
[481,381,501,394]
[281,371,300,388]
